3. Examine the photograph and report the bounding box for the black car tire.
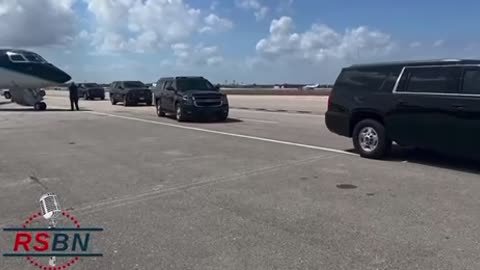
[218,112,228,121]
[353,119,391,159]
[84,93,88,100]
[175,103,186,122]
[123,95,130,107]
[101,96,105,100]
[146,100,152,106]
[110,95,117,105]
[156,100,165,117]
[4,91,11,99]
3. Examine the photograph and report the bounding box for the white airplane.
[0,49,71,110]
[303,83,320,90]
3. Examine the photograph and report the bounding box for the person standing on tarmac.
[69,82,79,111]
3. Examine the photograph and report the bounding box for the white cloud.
[199,14,234,33]
[0,0,76,47]
[236,0,269,20]
[170,43,223,67]
[255,16,395,63]
[85,0,229,53]
[433,40,445,47]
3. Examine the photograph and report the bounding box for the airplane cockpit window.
[8,53,27,62]
[7,52,47,63]
[23,53,47,63]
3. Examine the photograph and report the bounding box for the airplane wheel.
[34,102,47,111]
[4,92,11,99]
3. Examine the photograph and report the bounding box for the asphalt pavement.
[0,96,480,270]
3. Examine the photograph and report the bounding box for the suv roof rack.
[158,76,205,80]
[349,59,480,68]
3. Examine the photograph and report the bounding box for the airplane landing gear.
[34,102,47,111]
[3,91,11,99]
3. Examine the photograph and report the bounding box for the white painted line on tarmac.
[230,108,325,117]
[86,111,357,156]
[242,118,279,124]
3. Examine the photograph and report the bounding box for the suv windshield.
[177,79,215,91]
[124,81,145,88]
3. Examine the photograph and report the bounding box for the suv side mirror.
[215,85,221,91]
[166,86,175,91]
[118,86,123,89]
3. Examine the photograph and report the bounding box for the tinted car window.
[462,69,480,94]
[335,68,399,92]
[164,80,173,89]
[176,79,215,91]
[402,67,460,93]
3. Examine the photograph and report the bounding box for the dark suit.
[69,83,79,111]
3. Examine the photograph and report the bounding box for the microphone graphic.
[40,192,61,223]
[39,192,61,266]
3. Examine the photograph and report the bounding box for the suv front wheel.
[352,119,391,159]
[156,100,165,117]
[175,103,186,122]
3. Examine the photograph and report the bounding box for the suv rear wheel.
[110,95,117,105]
[352,119,391,159]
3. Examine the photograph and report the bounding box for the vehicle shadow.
[165,114,243,124]
[192,118,243,124]
[347,146,480,174]
[0,108,91,112]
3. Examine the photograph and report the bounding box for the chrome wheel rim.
[358,127,379,153]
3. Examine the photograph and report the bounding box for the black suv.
[153,76,229,122]
[109,81,152,106]
[78,83,105,100]
[326,59,480,160]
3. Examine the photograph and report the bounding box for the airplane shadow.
[346,146,480,174]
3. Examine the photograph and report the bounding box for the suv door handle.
[452,104,465,109]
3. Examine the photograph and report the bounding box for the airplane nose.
[48,65,71,83]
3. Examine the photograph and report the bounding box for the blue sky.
[1,0,479,84]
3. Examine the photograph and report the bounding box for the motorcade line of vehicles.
[104,76,229,122]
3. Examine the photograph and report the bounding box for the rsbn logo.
[3,193,103,269]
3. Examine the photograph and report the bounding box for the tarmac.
[0,95,479,269]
